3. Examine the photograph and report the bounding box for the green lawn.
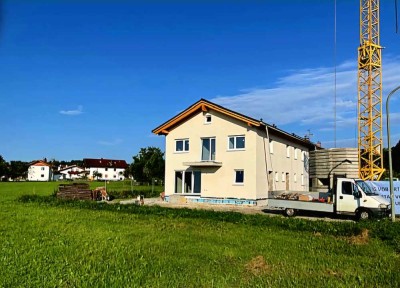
[1,182,400,287]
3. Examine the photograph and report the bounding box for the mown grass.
[1,182,400,287]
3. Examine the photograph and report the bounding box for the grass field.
[1,182,400,287]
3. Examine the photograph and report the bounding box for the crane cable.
[334,0,337,148]
[396,0,399,33]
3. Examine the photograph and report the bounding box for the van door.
[336,179,359,213]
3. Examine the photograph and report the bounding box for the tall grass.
[1,182,400,287]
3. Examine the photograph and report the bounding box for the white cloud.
[210,56,400,147]
[97,138,123,146]
[59,105,83,116]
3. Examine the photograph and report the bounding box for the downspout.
[264,124,275,191]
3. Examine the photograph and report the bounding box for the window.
[175,171,201,193]
[275,172,279,182]
[175,139,189,152]
[41,167,45,171]
[41,174,44,178]
[228,135,245,150]
[301,151,305,161]
[294,173,297,183]
[286,145,290,158]
[201,138,216,161]
[294,148,298,160]
[205,114,212,124]
[114,168,117,171]
[342,182,353,195]
[269,140,274,154]
[105,168,108,171]
[234,170,244,184]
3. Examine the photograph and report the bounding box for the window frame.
[174,170,201,194]
[204,113,212,124]
[201,137,216,161]
[234,169,244,185]
[175,139,190,153]
[228,135,245,151]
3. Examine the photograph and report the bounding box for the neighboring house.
[57,165,87,181]
[83,158,128,181]
[27,160,53,181]
[152,99,319,205]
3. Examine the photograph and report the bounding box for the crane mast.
[358,0,384,180]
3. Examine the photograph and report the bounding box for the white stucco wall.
[164,109,310,200]
[88,167,126,181]
[28,165,52,181]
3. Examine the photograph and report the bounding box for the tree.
[383,139,400,178]
[0,155,9,180]
[130,147,165,184]
[93,171,102,180]
[9,161,28,180]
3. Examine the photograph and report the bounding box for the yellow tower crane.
[358,0,385,180]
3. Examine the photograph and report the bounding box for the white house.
[152,99,319,205]
[83,158,128,181]
[27,160,53,181]
[57,165,87,181]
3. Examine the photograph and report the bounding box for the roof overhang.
[152,99,262,135]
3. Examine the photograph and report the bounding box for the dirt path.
[118,197,355,222]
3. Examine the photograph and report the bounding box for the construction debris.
[57,183,92,200]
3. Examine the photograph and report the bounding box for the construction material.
[57,183,92,200]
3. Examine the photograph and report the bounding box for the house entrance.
[175,171,201,194]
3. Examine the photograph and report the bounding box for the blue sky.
[1,1,400,162]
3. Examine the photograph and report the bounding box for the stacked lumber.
[57,183,92,200]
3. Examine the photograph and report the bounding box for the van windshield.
[355,180,379,196]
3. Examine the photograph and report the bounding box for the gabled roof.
[29,160,51,167]
[83,158,128,169]
[58,165,84,172]
[152,98,262,135]
[152,98,320,149]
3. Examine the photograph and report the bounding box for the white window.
[269,140,274,154]
[301,151,305,161]
[294,148,298,160]
[282,172,285,182]
[234,170,244,184]
[175,139,189,152]
[228,135,245,150]
[275,172,279,182]
[286,145,290,158]
[204,114,212,124]
[201,138,216,161]
[175,171,201,193]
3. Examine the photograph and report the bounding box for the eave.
[152,99,262,135]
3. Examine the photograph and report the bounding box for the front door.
[175,171,201,194]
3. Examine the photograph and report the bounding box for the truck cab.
[334,177,390,220]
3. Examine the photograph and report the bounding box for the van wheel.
[356,209,371,221]
[284,208,296,217]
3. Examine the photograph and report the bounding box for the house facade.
[153,99,318,204]
[27,160,53,181]
[57,165,87,181]
[83,158,128,181]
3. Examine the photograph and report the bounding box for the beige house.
[153,99,318,205]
